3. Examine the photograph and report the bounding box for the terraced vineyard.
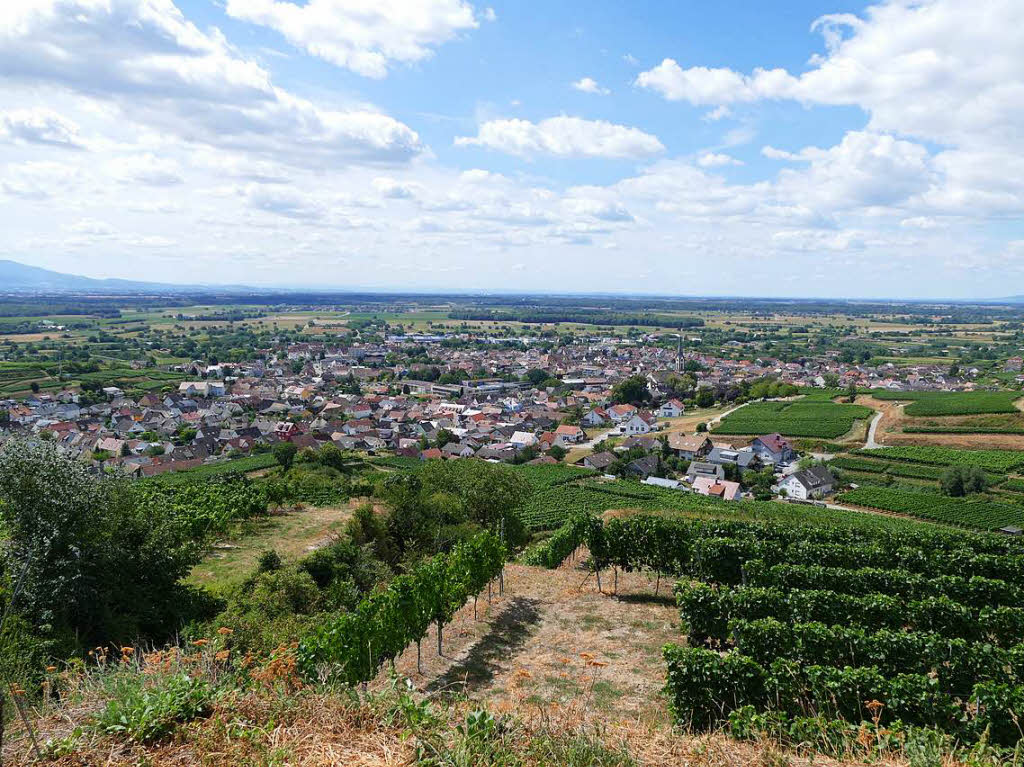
[715,399,873,438]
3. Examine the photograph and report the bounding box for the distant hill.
[0,259,259,294]
[0,259,183,292]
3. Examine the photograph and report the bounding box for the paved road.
[863,410,885,449]
[576,427,617,450]
[707,402,748,425]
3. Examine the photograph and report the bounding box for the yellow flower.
[217,627,234,635]
[192,639,209,647]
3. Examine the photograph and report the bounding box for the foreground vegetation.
[6,440,1024,765]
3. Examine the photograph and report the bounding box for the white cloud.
[244,184,324,219]
[0,108,84,149]
[67,218,116,236]
[0,0,424,167]
[108,154,183,186]
[563,197,635,222]
[455,116,664,159]
[636,0,1024,151]
[703,105,731,122]
[572,77,610,95]
[373,176,417,199]
[0,160,81,200]
[224,0,479,78]
[697,152,743,168]
[635,59,797,104]
[774,131,933,211]
[900,216,943,229]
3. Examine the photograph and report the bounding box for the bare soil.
[861,395,1024,450]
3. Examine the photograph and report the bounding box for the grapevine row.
[296,532,505,684]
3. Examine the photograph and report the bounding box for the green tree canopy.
[611,375,651,406]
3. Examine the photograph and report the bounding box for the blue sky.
[1,0,1022,298]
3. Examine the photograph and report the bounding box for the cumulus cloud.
[572,77,610,95]
[636,0,1024,151]
[697,152,743,167]
[224,0,479,78]
[108,154,183,186]
[774,131,933,210]
[244,184,324,219]
[0,108,84,149]
[455,116,664,159]
[0,0,423,167]
[635,60,797,104]
[373,176,417,199]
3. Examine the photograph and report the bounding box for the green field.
[714,399,873,439]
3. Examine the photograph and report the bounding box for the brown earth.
[381,556,681,731]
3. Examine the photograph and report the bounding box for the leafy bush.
[0,440,204,654]
[93,673,211,743]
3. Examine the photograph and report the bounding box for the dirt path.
[860,395,1024,450]
[380,556,682,729]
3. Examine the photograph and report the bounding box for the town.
[8,302,1024,506]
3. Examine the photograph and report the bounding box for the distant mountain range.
[2,258,1024,303]
[0,260,236,293]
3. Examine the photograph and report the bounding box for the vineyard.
[714,399,873,438]
[870,389,1022,416]
[133,474,269,538]
[854,445,1024,474]
[838,486,1024,530]
[144,453,278,484]
[549,513,1024,751]
[518,473,965,532]
[829,455,1004,484]
[297,532,505,684]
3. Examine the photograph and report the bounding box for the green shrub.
[93,673,211,743]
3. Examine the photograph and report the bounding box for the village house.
[668,433,714,460]
[692,477,742,500]
[554,424,585,444]
[778,466,837,500]
[582,450,617,472]
[686,461,725,482]
[657,399,685,418]
[751,433,797,465]
[618,412,657,435]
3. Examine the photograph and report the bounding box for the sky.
[1,0,1023,299]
